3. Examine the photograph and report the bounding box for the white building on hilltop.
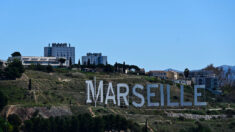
[82,53,107,65]
[8,56,68,67]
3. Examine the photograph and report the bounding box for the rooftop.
[47,43,73,47]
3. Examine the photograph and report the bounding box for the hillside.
[0,70,235,132]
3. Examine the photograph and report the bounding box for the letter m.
[86,80,103,104]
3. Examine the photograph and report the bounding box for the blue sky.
[0,0,234,71]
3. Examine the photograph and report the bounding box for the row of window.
[23,61,59,64]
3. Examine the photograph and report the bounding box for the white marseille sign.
[85,80,207,107]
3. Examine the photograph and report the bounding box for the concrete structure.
[189,70,221,94]
[82,53,107,65]
[9,56,68,67]
[44,43,75,65]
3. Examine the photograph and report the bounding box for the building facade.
[149,70,179,80]
[44,43,75,65]
[82,53,107,65]
[148,71,167,79]
[9,56,68,67]
[189,70,221,94]
[166,71,179,80]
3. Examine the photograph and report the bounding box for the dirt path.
[147,125,154,132]
[89,107,96,117]
[5,105,16,117]
[109,108,118,114]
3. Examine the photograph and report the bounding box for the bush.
[225,109,235,118]
[22,114,142,132]
[8,114,21,127]
[8,114,22,132]
[28,64,54,73]
[0,91,8,111]
[178,116,186,121]
[4,59,25,80]
[0,117,13,132]
[181,122,212,132]
[229,121,235,128]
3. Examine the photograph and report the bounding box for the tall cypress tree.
[28,79,32,90]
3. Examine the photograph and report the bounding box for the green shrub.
[4,59,25,80]
[0,91,8,111]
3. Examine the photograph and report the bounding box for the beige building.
[166,71,179,80]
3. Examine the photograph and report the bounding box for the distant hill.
[218,65,235,72]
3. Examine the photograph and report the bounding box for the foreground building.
[9,56,68,67]
[82,53,107,65]
[44,43,75,65]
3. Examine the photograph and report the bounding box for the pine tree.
[184,68,190,78]
[78,59,81,68]
[69,57,72,68]
[28,79,32,90]
[123,61,126,73]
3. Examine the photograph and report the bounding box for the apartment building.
[82,53,107,65]
[44,43,75,65]
[189,70,221,94]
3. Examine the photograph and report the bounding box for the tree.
[204,64,222,76]
[104,64,114,73]
[0,117,13,132]
[59,58,66,67]
[46,65,53,73]
[142,119,148,132]
[28,79,32,90]
[78,59,81,68]
[0,61,3,67]
[69,57,72,68]
[87,59,91,66]
[0,69,3,79]
[4,59,25,80]
[11,52,21,57]
[184,68,190,78]
[123,61,126,73]
[114,62,118,72]
[0,91,7,111]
